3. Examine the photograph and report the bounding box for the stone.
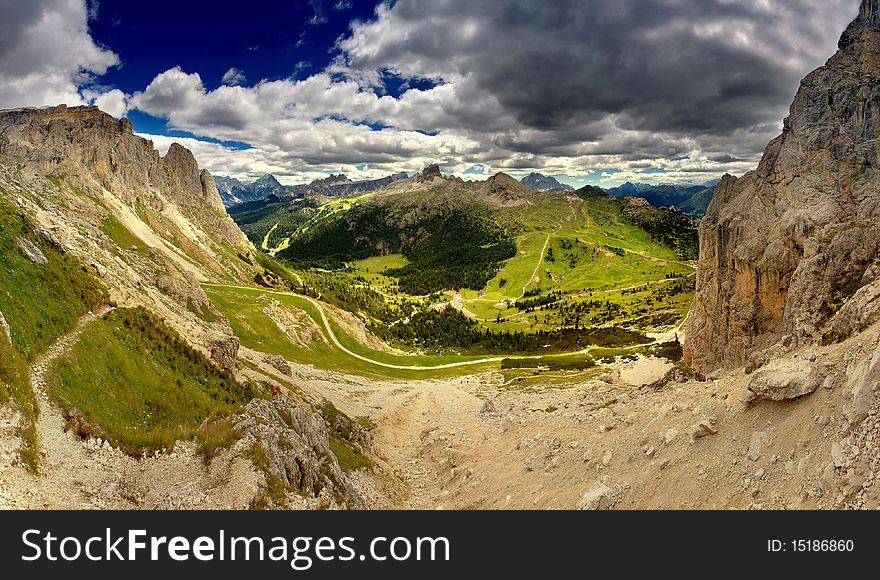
[576,481,615,510]
[480,399,498,416]
[16,236,47,264]
[748,431,772,461]
[842,339,880,427]
[663,428,679,445]
[687,419,718,439]
[264,354,293,377]
[831,442,848,469]
[602,449,613,466]
[748,358,822,401]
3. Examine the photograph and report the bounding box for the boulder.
[747,431,772,461]
[748,358,822,401]
[686,419,718,439]
[264,354,293,377]
[479,398,498,416]
[842,339,880,427]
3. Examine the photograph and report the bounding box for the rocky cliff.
[0,105,259,363]
[686,1,880,373]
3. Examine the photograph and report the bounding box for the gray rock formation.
[686,2,880,372]
[209,336,240,372]
[520,172,574,193]
[234,397,366,508]
[0,105,249,253]
[414,164,443,183]
[15,236,47,264]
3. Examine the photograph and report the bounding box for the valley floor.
[3,304,878,511]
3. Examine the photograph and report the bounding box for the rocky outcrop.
[0,105,249,252]
[686,2,880,372]
[414,164,443,183]
[233,397,367,508]
[209,335,240,372]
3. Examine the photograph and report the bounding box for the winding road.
[203,283,688,372]
[203,283,510,371]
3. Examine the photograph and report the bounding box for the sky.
[0,0,862,187]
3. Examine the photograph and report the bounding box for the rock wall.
[686,1,880,373]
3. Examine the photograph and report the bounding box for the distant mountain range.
[520,173,574,192]
[215,172,409,207]
[218,170,715,217]
[606,182,716,217]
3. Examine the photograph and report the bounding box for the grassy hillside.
[0,199,108,360]
[48,307,267,453]
[0,197,109,470]
[276,201,517,294]
[228,197,317,249]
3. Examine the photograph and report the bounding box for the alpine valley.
[1,0,879,511]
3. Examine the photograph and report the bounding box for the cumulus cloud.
[337,0,857,154]
[0,0,118,109]
[221,67,247,86]
[83,87,127,117]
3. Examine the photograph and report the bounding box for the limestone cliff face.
[0,105,248,252]
[686,1,880,373]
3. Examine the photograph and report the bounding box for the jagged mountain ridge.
[216,171,409,207]
[520,172,574,192]
[686,0,880,373]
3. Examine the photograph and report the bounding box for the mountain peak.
[253,174,282,186]
[520,172,574,192]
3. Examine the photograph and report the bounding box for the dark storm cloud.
[340,0,858,159]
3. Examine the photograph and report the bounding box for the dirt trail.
[0,307,260,510]
[0,307,128,508]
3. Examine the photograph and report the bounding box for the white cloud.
[221,67,247,86]
[0,0,118,109]
[85,88,128,117]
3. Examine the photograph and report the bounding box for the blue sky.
[89,1,380,96]
[0,0,861,186]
